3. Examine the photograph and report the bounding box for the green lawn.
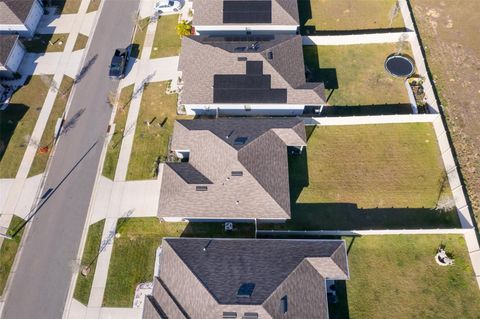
[0,216,25,296]
[103,218,255,307]
[50,0,82,14]
[299,0,404,33]
[21,34,69,53]
[28,76,74,177]
[86,0,101,13]
[102,84,134,180]
[341,235,480,318]
[73,33,88,51]
[126,81,190,180]
[260,123,459,230]
[73,219,105,305]
[150,14,181,59]
[303,43,412,106]
[131,18,150,59]
[0,76,51,178]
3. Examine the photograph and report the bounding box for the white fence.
[303,113,437,126]
[302,32,412,46]
[258,228,468,237]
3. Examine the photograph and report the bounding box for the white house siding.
[0,0,43,37]
[184,104,306,116]
[5,39,25,73]
[24,0,43,37]
[194,25,298,35]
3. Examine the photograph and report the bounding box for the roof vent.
[237,57,247,61]
[267,51,273,60]
[233,136,248,145]
[281,295,288,313]
[243,313,258,319]
[237,283,255,297]
[196,186,208,191]
[226,130,234,139]
[223,312,237,319]
[231,171,243,176]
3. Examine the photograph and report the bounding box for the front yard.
[126,81,190,180]
[0,76,51,178]
[0,216,25,296]
[102,218,254,307]
[21,34,69,53]
[150,14,181,59]
[299,0,404,33]
[341,235,480,318]
[261,123,459,230]
[303,43,412,108]
[28,76,74,177]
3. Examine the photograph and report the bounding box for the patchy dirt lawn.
[411,0,480,225]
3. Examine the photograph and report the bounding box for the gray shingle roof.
[158,118,306,220]
[178,35,325,105]
[192,0,299,26]
[0,34,18,65]
[0,0,36,24]
[144,238,349,319]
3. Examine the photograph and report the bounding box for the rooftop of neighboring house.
[143,238,349,319]
[0,34,19,66]
[158,117,307,220]
[192,0,299,26]
[0,0,37,25]
[178,34,325,106]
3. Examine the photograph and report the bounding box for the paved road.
[1,1,139,318]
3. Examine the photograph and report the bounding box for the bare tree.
[131,13,148,32]
[39,74,59,93]
[389,1,400,27]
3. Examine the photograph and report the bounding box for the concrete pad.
[147,57,179,82]
[19,52,63,75]
[13,174,42,219]
[85,307,101,319]
[119,180,161,218]
[66,299,87,319]
[89,176,114,224]
[100,307,143,319]
[0,179,15,212]
[65,50,85,79]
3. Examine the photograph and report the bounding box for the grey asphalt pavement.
[1,1,140,318]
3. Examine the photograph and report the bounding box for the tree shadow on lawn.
[0,104,29,162]
[304,46,339,90]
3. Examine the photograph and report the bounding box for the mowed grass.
[0,76,51,178]
[343,235,480,318]
[28,76,74,177]
[0,216,25,296]
[72,33,88,51]
[73,219,105,305]
[102,84,134,180]
[51,0,82,14]
[260,123,459,230]
[298,124,449,207]
[126,81,190,180]
[103,218,255,307]
[86,0,101,13]
[150,14,181,59]
[22,34,69,53]
[303,43,411,106]
[131,18,150,59]
[299,0,404,32]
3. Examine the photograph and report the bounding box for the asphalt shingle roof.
[0,0,35,24]
[0,34,18,65]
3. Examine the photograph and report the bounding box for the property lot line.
[303,32,413,45]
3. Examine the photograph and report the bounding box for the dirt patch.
[411,0,480,224]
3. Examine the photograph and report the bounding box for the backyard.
[260,123,459,230]
[339,235,480,318]
[21,34,69,53]
[303,43,412,109]
[126,81,190,180]
[150,14,181,59]
[299,0,404,33]
[0,76,51,178]
[0,216,25,296]
[102,218,255,307]
[102,84,134,180]
[73,219,105,305]
[29,76,74,177]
